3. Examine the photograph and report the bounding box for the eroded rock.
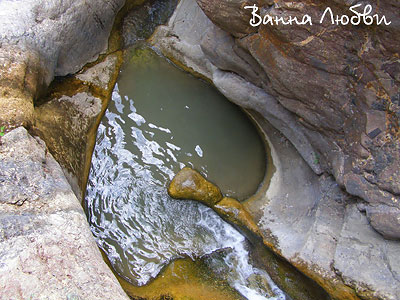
[168,167,223,206]
[214,197,261,237]
[0,0,125,133]
[194,0,400,240]
[0,127,129,300]
[33,52,122,199]
[152,0,400,298]
[168,168,261,237]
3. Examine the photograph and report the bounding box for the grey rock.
[191,0,400,240]
[0,0,124,129]
[0,0,124,80]
[76,55,119,91]
[0,127,129,300]
[150,0,400,298]
[255,118,400,300]
[366,205,400,240]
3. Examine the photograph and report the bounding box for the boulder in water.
[168,167,223,206]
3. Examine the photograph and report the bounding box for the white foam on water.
[86,49,278,298]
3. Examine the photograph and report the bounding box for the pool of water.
[85,47,284,299]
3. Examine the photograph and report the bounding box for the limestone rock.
[0,0,125,130]
[168,167,223,206]
[0,0,124,79]
[254,119,400,300]
[152,0,400,239]
[0,127,129,300]
[76,54,120,91]
[196,0,258,37]
[192,0,400,239]
[0,46,45,129]
[151,0,400,298]
[33,52,122,199]
[33,92,102,199]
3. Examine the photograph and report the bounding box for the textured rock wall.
[0,127,130,300]
[154,0,400,239]
[194,0,400,240]
[33,52,123,199]
[0,0,125,129]
[0,0,133,297]
[150,0,400,299]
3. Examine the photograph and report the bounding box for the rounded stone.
[168,167,223,206]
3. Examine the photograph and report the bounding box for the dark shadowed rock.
[122,0,178,48]
[196,0,259,37]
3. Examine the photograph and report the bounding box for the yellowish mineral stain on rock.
[168,167,262,240]
[100,250,244,300]
[168,167,223,207]
[215,197,261,237]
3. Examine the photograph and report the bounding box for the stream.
[85,47,287,300]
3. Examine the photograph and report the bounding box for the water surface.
[86,47,283,300]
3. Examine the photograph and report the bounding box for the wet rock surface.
[154,0,400,240]
[0,127,129,300]
[152,0,400,299]
[122,0,178,48]
[214,197,261,237]
[33,52,122,199]
[0,0,124,131]
[168,168,260,236]
[168,167,332,300]
[168,167,223,206]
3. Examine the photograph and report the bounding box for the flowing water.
[85,47,286,300]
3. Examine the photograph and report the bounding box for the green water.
[85,47,281,299]
[116,47,266,199]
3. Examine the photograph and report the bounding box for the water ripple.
[86,48,284,299]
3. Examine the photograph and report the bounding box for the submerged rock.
[168,167,223,206]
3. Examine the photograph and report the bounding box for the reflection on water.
[85,47,285,299]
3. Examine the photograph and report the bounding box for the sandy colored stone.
[214,197,261,237]
[168,167,223,206]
